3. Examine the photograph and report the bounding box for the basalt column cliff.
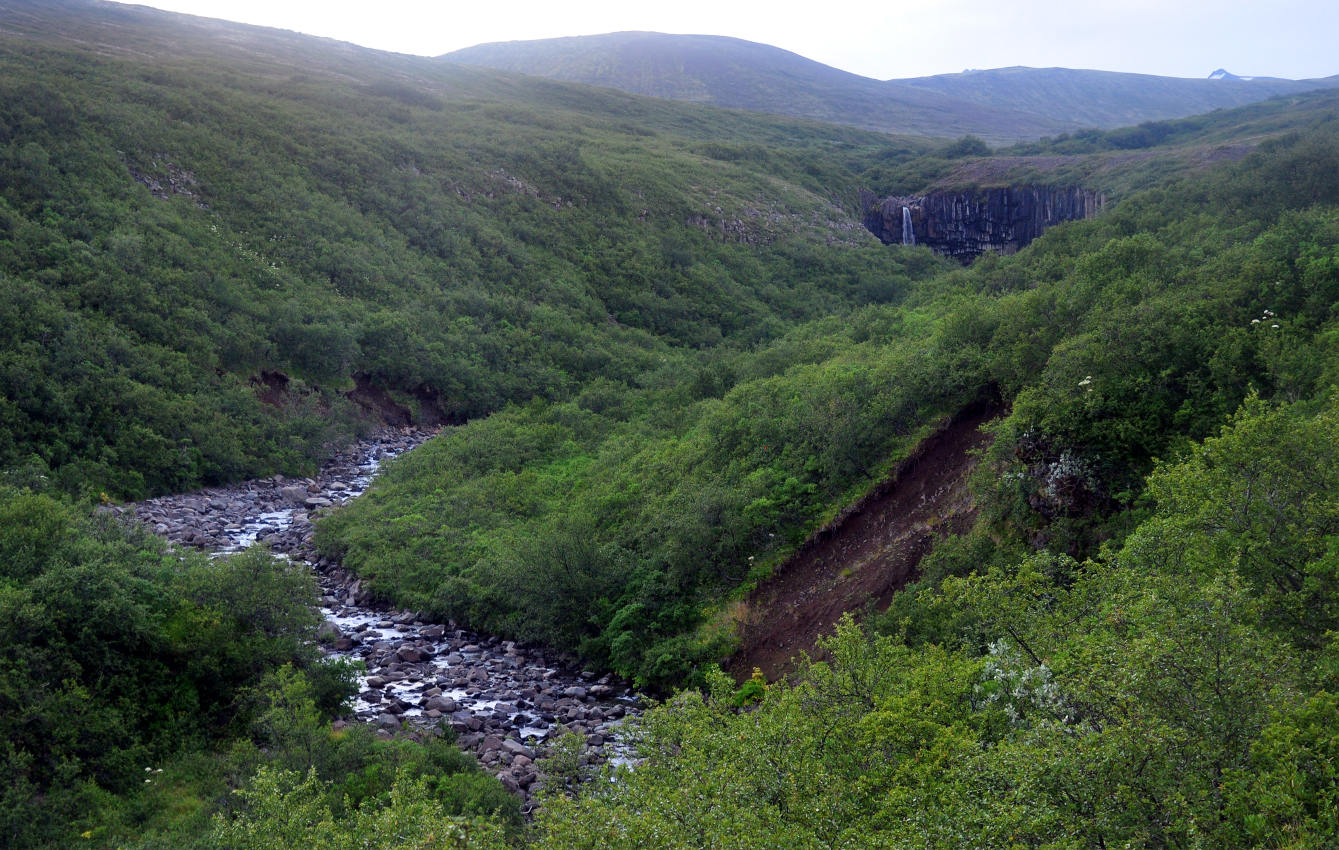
[861,186,1104,262]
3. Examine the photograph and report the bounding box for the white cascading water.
[901,205,915,246]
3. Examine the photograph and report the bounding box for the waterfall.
[901,205,915,246]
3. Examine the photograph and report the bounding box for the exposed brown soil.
[251,369,291,408]
[346,371,414,426]
[252,370,461,428]
[345,372,463,427]
[727,398,1002,681]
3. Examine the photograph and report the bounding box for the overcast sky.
[118,0,1339,81]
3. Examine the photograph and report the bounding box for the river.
[127,427,639,808]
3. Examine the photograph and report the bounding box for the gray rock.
[279,485,309,505]
[425,696,458,713]
[502,739,534,759]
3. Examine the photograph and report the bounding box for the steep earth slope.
[728,400,1001,679]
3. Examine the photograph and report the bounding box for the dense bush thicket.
[0,487,519,849]
[535,393,1339,848]
[7,4,1339,846]
[0,13,939,500]
[319,124,1339,690]
[0,493,309,844]
[515,123,1339,847]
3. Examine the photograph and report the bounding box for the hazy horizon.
[111,0,1338,82]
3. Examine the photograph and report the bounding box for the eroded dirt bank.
[728,400,1001,680]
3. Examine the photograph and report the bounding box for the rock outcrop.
[861,186,1103,262]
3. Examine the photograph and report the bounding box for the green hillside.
[321,107,1339,849]
[318,114,1339,685]
[863,85,1339,199]
[0,0,946,500]
[6,1,1339,848]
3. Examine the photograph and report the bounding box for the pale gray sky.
[117,0,1339,81]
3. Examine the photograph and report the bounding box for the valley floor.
[124,429,640,811]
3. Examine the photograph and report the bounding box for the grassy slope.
[0,0,948,498]
[858,87,1339,199]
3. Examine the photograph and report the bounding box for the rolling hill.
[0,0,941,499]
[444,31,1339,141]
[897,64,1339,130]
[443,31,1067,142]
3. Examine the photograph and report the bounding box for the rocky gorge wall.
[861,186,1104,262]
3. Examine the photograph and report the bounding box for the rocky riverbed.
[126,427,640,809]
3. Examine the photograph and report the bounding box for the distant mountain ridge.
[444,31,1061,142]
[443,32,1339,141]
[895,65,1333,130]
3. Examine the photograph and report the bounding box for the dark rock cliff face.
[861,186,1104,262]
